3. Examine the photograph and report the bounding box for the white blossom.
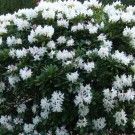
[57,36,66,44]
[74,84,92,107]
[57,19,69,28]
[0,82,5,92]
[133,120,135,128]
[19,67,32,80]
[32,116,41,125]
[66,39,74,46]
[17,104,27,113]
[51,91,64,112]
[56,126,68,135]
[78,106,89,117]
[7,36,16,46]
[0,37,2,45]
[14,18,30,30]
[24,123,34,133]
[83,62,95,72]
[66,71,79,83]
[113,110,127,126]
[98,46,109,58]
[8,75,20,87]
[56,50,74,61]
[113,74,133,90]
[42,10,55,20]
[77,117,87,128]
[103,88,117,112]
[93,117,106,131]
[16,48,28,58]
[112,50,133,65]
[47,40,56,49]
[118,89,135,102]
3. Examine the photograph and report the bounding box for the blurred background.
[0,0,135,15]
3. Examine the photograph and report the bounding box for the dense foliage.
[0,0,135,134]
[0,0,36,15]
[0,0,135,15]
[100,0,135,5]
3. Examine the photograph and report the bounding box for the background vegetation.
[0,0,135,15]
[100,0,135,5]
[0,0,37,15]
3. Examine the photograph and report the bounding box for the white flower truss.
[74,84,92,107]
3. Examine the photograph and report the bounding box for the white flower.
[93,117,106,131]
[113,109,127,126]
[112,50,133,65]
[9,49,16,58]
[32,116,41,125]
[14,118,23,125]
[48,50,55,59]
[84,62,95,72]
[0,37,2,45]
[16,38,22,44]
[97,34,106,41]
[19,67,32,80]
[41,25,54,38]
[98,46,109,58]
[57,13,63,19]
[40,110,49,119]
[113,74,132,90]
[28,25,54,43]
[29,46,46,61]
[78,106,89,117]
[28,30,37,43]
[24,123,34,133]
[125,89,135,101]
[8,75,20,87]
[118,89,135,102]
[74,57,84,69]
[14,18,30,31]
[57,19,69,28]
[103,88,117,112]
[7,65,18,72]
[42,10,55,20]
[0,115,11,125]
[77,117,87,128]
[40,97,50,110]
[25,9,38,20]
[57,36,66,44]
[55,126,68,135]
[74,84,92,107]
[66,71,79,83]
[7,36,16,46]
[133,120,135,128]
[32,104,38,114]
[86,23,98,34]
[0,82,5,92]
[47,40,56,49]
[17,104,27,113]
[51,91,64,112]
[71,23,84,32]
[56,50,74,61]
[66,39,74,46]
[16,48,28,58]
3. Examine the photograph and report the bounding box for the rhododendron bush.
[0,0,135,134]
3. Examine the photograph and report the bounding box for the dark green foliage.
[100,0,135,5]
[0,0,37,15]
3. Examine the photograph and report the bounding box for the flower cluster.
[0,0,135,134]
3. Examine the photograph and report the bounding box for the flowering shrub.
[0,0,135,134]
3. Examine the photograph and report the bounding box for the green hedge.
[100,0,135,5]
[0,0,135,15]
[0,0,36,15]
